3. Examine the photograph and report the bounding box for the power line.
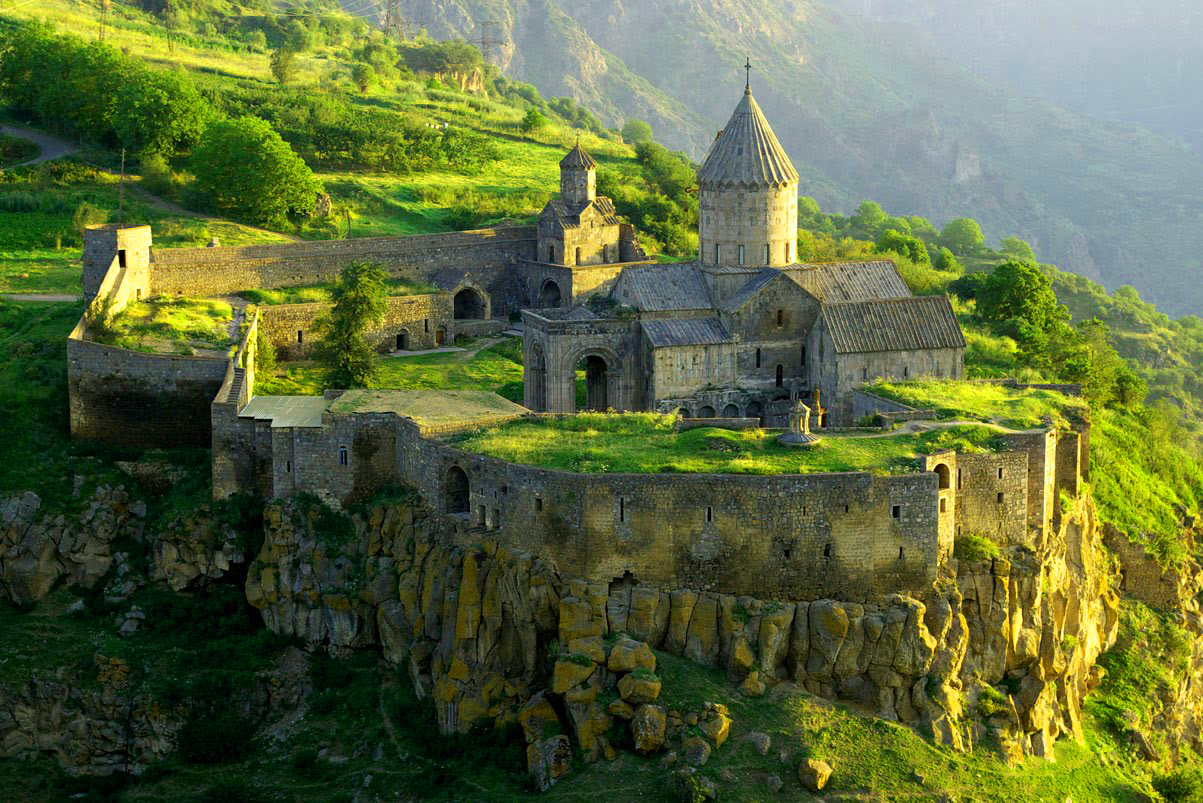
[471,19,502,65]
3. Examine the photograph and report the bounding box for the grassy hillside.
[396,0,1203,317]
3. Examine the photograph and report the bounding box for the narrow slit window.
[844,504,850,513]
[286,460,292,473]
[801,344,806,366]
[755,348,762,369]
[763,244,771,264]
[706,506,713,523]
[997,492,1005,505]
[424,319,430,333]
[619,497,626,523]
[784,547,791,559]
[535,498,543,512]
[714,243,721,263]
[997,467,1004,480]
[738,244,745,265]
[297,330,304,344]
[824,543,831,558]
[939,498,946,513]
[892,505,901,519]
[338,446,348,466]
[493,508,500,529]
[957,469,963,489]
[898,546,904,560]
[776,309,784,327]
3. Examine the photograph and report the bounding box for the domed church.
[521,83,965,426]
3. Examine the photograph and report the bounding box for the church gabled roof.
[785,261,912,303]
[697,88,799,188]
[560,143,596,170]
[543,196,621,227]
[642,317,731,348]
[821,296,966,354]
[611,263,713,312]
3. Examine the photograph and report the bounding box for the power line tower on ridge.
[472,19,502,66]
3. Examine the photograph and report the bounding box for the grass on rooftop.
[865,379,1086,430]
[95,297,234,356]
[255,337,525,401]
[449,413,1003,475]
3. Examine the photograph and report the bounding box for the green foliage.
[1153,767,1203,803]
[520,107,548,134]
[975,684,1008,718]
[866,379,1086,429]
[941,217,985,255]
[0,22,208,156]
[397,37,483,75]
[999,235,1036,262]
[94,297,233,355]
[621,118,654,144]
[933,246,962,274]
[269,45,296,84]
[313,261,388,388]
[177,711,255,765]
[876,228,930,265]
[350,62,374,93]
[0,131,38,167]
[598,141,698,256]
[976,259,1067,345]
[188,116,321,227]
[953,534,1000,563]
[254,325,277,374]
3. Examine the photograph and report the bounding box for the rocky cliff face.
[0,487,145,607]
[245,492,1119,762]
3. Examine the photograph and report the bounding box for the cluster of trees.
[599,142,698,256]
[0,22,209,158]
[217,87,499,173]
[952,261,1145,408]
[314,262,389,388]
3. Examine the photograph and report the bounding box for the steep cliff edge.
[244,490,1118,765]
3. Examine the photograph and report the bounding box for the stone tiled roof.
[564,306,598,321]
[612,262,713,311]
[544,196,621,228]
[822,296,966,354]
[560,144,596,170]
[642,317,731,348]
[719,269,786,313]
[786,261,911,303]
[697,89,799,188]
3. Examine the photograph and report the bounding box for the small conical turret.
[560,143,596,207]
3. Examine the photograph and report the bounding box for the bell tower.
[560,143,596,208]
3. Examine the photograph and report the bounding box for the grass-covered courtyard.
[94,297,235,356]
[865,379,1087,429]
[449,413,1004,475]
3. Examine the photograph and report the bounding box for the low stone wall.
[258,294,455,359]
[677,418,761,432]
[67,317,229,448]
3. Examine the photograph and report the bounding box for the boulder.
[567,636,606,665]
[699,711,731,749]
[739,671,767,697]
[685,594,721,665]
[631,704,667,754]
[527,735,572,791]
[746,730,771,756]
[618,672,662,704]
[517,692,560,744]
[551,658,596,694]
[681,736,712,766]
[799,758,832,792]
[608,637,656,673]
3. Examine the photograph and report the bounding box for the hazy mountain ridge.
[393,0,1203,316]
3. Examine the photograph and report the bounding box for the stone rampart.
[67,317,228,448]
[147,226,537,300]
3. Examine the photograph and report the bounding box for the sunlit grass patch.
[98,297,234,356]
[867,379,1085,429]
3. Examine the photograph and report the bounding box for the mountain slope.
[396,0,1203,317]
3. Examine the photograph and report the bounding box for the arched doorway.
[454,287,486,320]
[396,330,409,351]
[934,464,951,490]
[577,355,609,412]
[529,344,547,412]
[435,328,446,346]
[697,405,716,418]
[721,403,740,418]
[745,400,763,425]
[674,407,691,419]
[445,466,470,514]
[537,279,562,308]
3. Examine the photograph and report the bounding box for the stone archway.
[445,466,470,514]
[578,354,609,412]
[454,287,486,320]
[721,403,740,418]
[934,463,951,490]
[697,405,716,418]
[746,400,763,425]
[537,279,563,308]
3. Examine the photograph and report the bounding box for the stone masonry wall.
[147,226,537,303]
[258,294,455,360]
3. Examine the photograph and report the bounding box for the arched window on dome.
[738,245,745,265]
[714,243,721,263]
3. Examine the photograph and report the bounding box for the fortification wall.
[258,294,455,359]
[146,227,536,302]
[68,321,228,447]
[232,408,945,602]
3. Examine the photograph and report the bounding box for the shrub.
[976,684,1008,718]
[1153,767,1203,803]
[953,534,999,563]
[177,711,254,764]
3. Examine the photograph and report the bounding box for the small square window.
[939,498,946,513]
[997,467,1004,480]
[535,498,543,511]
[891,505,901,519]
[997,492,1005,505]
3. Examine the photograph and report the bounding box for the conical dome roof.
[560,143,596,169]
[697,89,798,188]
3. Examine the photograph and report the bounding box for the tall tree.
[314,262,389,388]
[941,217,985,255]
[189,116,321,227]
[621,118,653,144]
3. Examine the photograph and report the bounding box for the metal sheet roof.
[239,395,330,428]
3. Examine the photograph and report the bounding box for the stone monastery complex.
[66,84,1089,605]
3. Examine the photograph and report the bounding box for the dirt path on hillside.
[1,293,80,303]
[0,124,79,167]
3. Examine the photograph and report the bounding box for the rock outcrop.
[0,487,145,606]
[243,492,1119,763]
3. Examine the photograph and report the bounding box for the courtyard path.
[0,124,78,167]
[0,293,80,303]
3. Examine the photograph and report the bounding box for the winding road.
[0,124,79,168]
